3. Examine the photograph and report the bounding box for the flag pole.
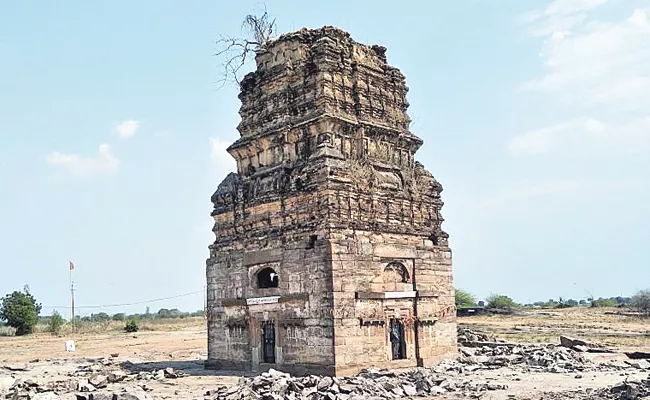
[69,261,75,333]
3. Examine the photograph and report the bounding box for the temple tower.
[206,26,456,376]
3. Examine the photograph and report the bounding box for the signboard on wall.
[246,296,280,306]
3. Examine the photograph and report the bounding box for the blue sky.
[1,0,648,317]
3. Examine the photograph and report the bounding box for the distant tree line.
[455,288,650,313]
[72,308,205,323]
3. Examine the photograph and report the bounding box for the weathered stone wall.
[329,228,456,376]
[206,26,456,376]
[206,191,337,374]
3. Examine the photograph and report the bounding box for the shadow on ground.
[119,360,254,377]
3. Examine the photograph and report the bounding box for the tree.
[486,294,520,310]
[0,288,42,335]
[455,289,477,308]
[215,6,277,86]
[90,312,110,322]
[112,313,126,321]
[632,289,650,315]
[48,310,65,335]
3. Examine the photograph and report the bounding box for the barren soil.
[0,309,648,399]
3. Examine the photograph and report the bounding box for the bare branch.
[215,6,277,88]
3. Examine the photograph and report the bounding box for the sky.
[1,0,648,317]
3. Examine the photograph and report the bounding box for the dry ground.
[458,307,650,353]
[0,308,648,399]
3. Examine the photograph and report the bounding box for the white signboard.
[246,296,280,306]
[384,291,417,299]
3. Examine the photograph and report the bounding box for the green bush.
[455,289,477,308]
[486,294,520,310]
[124,318,139,333]
[48,310,65,334]
[0,288,42,336]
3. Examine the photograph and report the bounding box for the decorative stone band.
[355,291,418,300]
[219,292,310,307]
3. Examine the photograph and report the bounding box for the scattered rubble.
[1,359,184,400]
[559,335,615,353]
[538,374,650,399]
[457,328,497,344]
[457,342,621,373]
[457,328,641,373]
[209,368,508,400]
[2,330,648,400]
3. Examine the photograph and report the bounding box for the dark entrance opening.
[257,267,278,289]
[389,319,406,360]
[261,322,276,363]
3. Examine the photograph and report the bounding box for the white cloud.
[521,8,650,106]
[513,4,650,156]
[114,120,139,138]
[509,118,604,155]
[45,144,121,177]
[521,0,609,36]
[209,137,236,171]
[510,117,650,156]
[481,179,643,209]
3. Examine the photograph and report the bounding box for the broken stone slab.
[0,376,16,393]
[32,393,60,400]
[317,376,333,391]
[624,359,650,370]
[3,363,30,372]
[107,371,126,383]
[625,351,650,360]
[89,392,115,400]
[559,336,614,353]
[161,367,185,379]
[402,384,417,396]
[77,379,96,393]
[89,375,108,389]
[116,388,150,400]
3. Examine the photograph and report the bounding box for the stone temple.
[206,26,456,376]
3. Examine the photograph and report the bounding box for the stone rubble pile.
[2,359,185,400]
[537,374,650,400]
[456,328,638,373]
[457,328,496,344]
[458,343,604,373]
[209,367,507,400]
[3,377,151,400]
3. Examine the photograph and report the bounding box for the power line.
[40,289,204,310]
